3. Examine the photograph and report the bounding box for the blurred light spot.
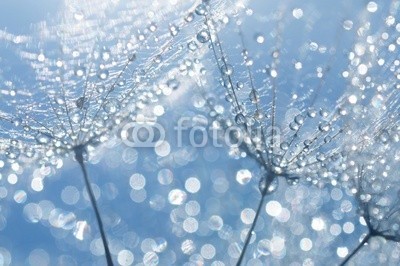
[340,200,353,213]
[343,222,355,234]
[266,201,282,217]
[348,95,357,104]
[236,169,252,185]
[152,238,167,253]
[23,203,42,223]
[257,239,270,256]
[270,236,285,254]
[330,224,342,236]
[31,178,44,192]
[181,239,196,255]
[0,248,11,265]
[366,1,378,13]
[241,208,255,225]
[185,177,201,193]
[155,141,170,157]
[29,249,50,266]
[118,250,134,266]
[168,189,187,205]
[311,217,325,231]
[7,174,18,185]
[337,247,348,258]
[130,173,146,190]
[61,186,80,205]
[158,169,173,185]
[183,217,198,233]
[185,201,200,216]
[208,215,223,231]
[73,221,89,241]
[130,189,147,203]
[300,238,313,251]
[153,105,165,117]
[13,190,27,204]
[201,244,216,260]
[292,8,303,19]
[331,188,343,201]
[122,148,138,164]
[143,251,159,265]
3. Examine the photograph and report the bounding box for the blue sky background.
[1,0,400,265]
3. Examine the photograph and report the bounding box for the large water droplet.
[235,113,246,125]
[196,29,210,43]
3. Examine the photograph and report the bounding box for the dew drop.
[221,64,233,76]
[169,24,179,36]
[187,41,199,51]
[196,29,210,43]
[195,4,207,16]
[35,132,51,144]
[235,113,246,125]
[97,69,109,80]
[103,99,120,114]
[74,66,85,77]
[249,89,259,103]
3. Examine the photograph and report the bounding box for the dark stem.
[236,191,267,266]
[340,233,371,266]
[75,146,114,266]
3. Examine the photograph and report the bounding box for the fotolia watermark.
[120,116,282,149]
[120,120,166,148]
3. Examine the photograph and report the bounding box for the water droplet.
[196,29,210,43]
[307,108,317,118]
[259,177,278,195]
[294,114,305,125]
[249,89,259,103]
[103,99,120,114]
[129,54,136,62]
[319,123,330,132]
[280,142,289,150]
[74,66,85,77]
[236,82,244,90]
[221,64,233,76]
[169,24,179,36]
[6,146,20,160]
[101,49,111,61]
[319,108,329,118]
[195,4,207,16]
[148,22,157,32]
[185,12,194,22]
[97,69,109,80]
[35,132,52,144]
[187,41,198,51]
[235,113,246,125]
[76,97,85,109]
[12,117,22,127]
[287,177,299,186]
[167,78,180,90]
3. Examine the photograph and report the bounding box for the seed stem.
[340,233,370,266]
[75,146,114,266]
[236,183,269,266]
